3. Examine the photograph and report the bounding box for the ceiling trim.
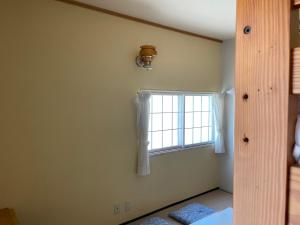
[57,0,223,43]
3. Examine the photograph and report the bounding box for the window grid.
[149,95,181,150]
[171,96,173,146]
[161,96,163,149]
[192,96,194,144]
[148,93,213,151]
[184,95,213,146]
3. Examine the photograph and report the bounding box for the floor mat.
[190,207,233,225]
[140,217,173,225]
[168,203,214,225]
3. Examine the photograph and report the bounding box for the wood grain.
[0,209,19,225]
[288,166,300,225]
[293,48,300,93]
[56,0,222,43]
[234,0,293,225]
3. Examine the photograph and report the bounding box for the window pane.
[202,96,209,111]
[163,130,172,148]
[163,95,172,112]
[202,112,209,127]
[152,95,162,113]
[201,127,209,142]
[163,113,172,130]
[185,96,193,112]
[185,129,193,145]
[194,96,201,111]
[147,92,214,151]
[185,112,193,129]
[194,112,201,127]
[152,113,162,131]
[193,128,201,144]
[173,113,178,129]
[152,131,162,149]
[173,96,178,112]
[173,130,178,146]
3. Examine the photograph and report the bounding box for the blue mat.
[168,203,214,225]
[190,208,233,225]
[140,217,173,225]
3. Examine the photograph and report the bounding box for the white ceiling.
[74,0,236,40]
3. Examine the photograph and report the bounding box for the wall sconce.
[136,45,157,70]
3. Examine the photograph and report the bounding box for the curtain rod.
[223,88,235,95]
[138,89,217,95]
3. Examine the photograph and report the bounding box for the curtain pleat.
[136,91,151,176]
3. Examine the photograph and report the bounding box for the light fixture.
[136,45,157,70]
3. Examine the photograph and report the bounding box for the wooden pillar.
[234,0,295,225]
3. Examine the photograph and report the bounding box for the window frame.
[146,90,215,156]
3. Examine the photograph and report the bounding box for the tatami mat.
[129,190,233,225]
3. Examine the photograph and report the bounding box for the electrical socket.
[124,202,132,212]
[113,204,121,215]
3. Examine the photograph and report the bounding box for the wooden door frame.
[234,0,297,224]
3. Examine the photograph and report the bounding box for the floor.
[129,190,233,225]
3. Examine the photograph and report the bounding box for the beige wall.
[0,1,221,224]
[218,39,235,193]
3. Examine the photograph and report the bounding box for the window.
[148,92,214,154]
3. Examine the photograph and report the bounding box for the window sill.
[149,143,214,157]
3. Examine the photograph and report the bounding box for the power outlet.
[113,204,121,215]
[124,202,132,212]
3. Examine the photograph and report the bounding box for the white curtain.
[136,91,151,176]
[212,93,225,154]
